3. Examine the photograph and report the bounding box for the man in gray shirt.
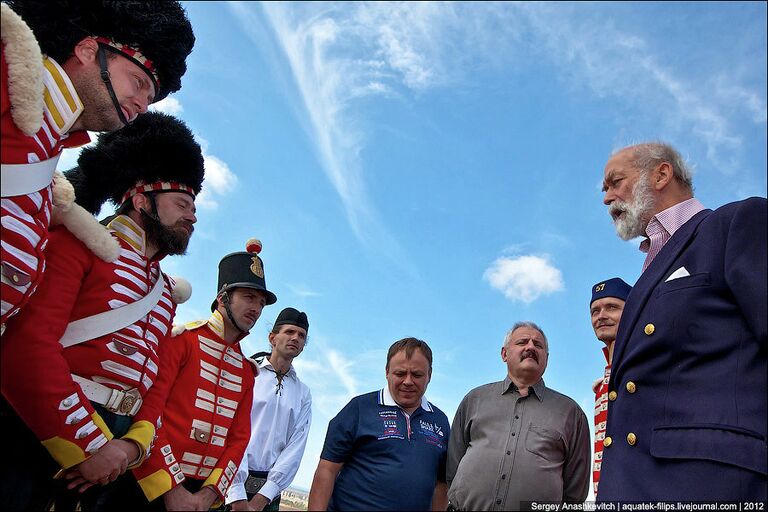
[447,321,590,511]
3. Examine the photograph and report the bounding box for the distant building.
[280,487,309,511]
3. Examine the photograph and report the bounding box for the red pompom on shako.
[246,239,262,254]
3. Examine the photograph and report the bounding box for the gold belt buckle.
[118,388,141,415]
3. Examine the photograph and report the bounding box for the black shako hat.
[591,277,632,305]
[65,112,205,215]
[7,0,195,102]
[274,307,309,333]
[211,239,278,311]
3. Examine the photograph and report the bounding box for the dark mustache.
[521,349,539,362]
[174,221,194,234]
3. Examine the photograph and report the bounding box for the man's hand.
[63,439,138,492]
[230,499,250,511]
[194,486,219,510]
[248,493,271,511]
[163,484,219,511]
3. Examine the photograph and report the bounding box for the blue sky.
[60,0,768,496]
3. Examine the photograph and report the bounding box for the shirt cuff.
[225,482,248,505]
[258,480,281,501]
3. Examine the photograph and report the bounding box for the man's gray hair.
[617,142,694,193]
[504,321,548,351]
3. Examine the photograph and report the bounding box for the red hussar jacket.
[1,6,91,325]
[0,215,178,469]
[133,311,256,504]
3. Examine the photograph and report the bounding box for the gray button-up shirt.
[447,377,590,510]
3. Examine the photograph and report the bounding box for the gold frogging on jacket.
[250,257,264,278]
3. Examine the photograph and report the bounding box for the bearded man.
[598,142,767,501]
[0,112,204,511]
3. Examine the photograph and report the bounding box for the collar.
[640,198,706,252]
[502,376,545,401]
[601,345,611,366]
[206,310,226,339]
[378,386,433,413]
[107,215,148,257]
[42,57,86,137]
[259,356,297,380]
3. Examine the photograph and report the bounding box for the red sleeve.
[132,330,191,502]
[0,227,113,468]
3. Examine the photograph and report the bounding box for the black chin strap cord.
[221,291,249,335]
[97,44,129,126]
[139,193,161,223]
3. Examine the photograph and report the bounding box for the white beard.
[609,176,656,241]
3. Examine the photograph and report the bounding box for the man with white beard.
[597,142,767,502]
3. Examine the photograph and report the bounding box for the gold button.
[626,381,637,394]
[603,436,612,447]
[627,433,637,445]
[644,323,655,335]
[608,391,617,401]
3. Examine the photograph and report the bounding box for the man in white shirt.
[227,308,312,511]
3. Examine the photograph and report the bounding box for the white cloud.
[150,96,184,115]
[483,254,564,304]
[193,135,239,210]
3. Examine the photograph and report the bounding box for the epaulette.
[170,319,207,337]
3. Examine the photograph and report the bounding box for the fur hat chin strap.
[97,44,129,127]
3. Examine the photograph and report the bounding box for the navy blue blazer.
[598,197,767,501]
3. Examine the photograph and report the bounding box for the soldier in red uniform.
[129,239,279,511]
[0,112,205,511]
[1,0,195,331]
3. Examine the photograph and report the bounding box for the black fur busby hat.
[5,0,195,101]
[65,112,204,215]
[212,239,278,311]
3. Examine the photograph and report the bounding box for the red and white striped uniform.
[133,311,255,504]
[1,49,90,325]
[592,347,611,495]
[0,215,176,469]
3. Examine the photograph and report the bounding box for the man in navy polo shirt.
[308,338,450,511]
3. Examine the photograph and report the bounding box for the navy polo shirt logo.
[378,410,404,440]
[419,419,446,448]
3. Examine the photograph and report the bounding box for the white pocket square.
[665,266,690,282]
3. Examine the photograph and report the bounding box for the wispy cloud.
[287,284,322,298]
[241,2,762,209]
[484,254,565,304]
[231,3,470,263]
[515,3,762,172]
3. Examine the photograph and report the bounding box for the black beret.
[591,277,632,305]
[274,307,309,333]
